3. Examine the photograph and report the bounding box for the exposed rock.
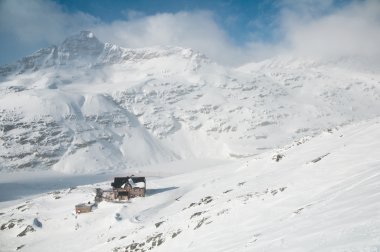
[17,225,35,237]
[273,154,284,162]
[33,218,42,228]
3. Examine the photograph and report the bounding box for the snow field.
[1,118,380,251]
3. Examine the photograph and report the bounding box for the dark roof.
[112,176,146,188]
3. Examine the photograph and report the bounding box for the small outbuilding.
[75,202,95,214]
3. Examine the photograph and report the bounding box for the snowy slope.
[1,31,380,173]
[1,118,379,252]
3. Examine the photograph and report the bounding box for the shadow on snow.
[146,187,179,196]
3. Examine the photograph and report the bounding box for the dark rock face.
[0,114,73,171]
[59,31,104,62]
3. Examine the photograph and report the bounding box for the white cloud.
[281,0,380,61]
[0,0,98,45]
[0,0,99,64]
[0,1,245,66]
[0,0,379,67]
[92,11,246,66]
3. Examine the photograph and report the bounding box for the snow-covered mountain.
[1,31,380,252]
[1,31,380,173]
[0,31,208,76]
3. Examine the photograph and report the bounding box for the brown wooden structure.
[75,202,95,214]
[95,176,146,202]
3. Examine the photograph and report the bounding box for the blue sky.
[54,0,280,44]
[0,0,379,66]
[53,0,350,44]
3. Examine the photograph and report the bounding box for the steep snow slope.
[1,31,380,173]
[1,118,379,252]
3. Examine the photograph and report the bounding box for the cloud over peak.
[0,0,379,67]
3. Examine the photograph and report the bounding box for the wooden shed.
[75,202,95,214]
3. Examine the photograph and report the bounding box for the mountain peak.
[81,30,95,38]
[59,31,104,60]
[62,30,99,43]
[0,31,214,77]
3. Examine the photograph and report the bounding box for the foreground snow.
[1,118,379,252]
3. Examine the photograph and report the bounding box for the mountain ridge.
[0,31,380,173]
[0,31,210,78]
